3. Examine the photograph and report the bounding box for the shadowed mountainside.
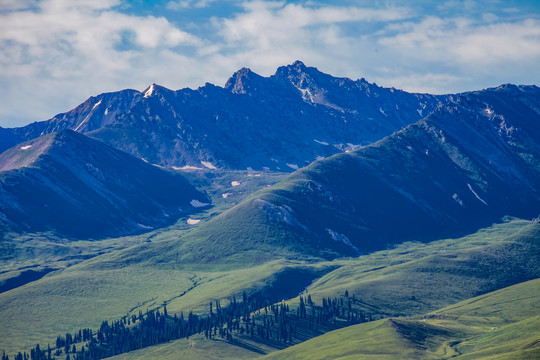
[0,130,210,238]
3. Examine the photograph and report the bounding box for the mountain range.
[1,61,445,171]
[0,62,539,246]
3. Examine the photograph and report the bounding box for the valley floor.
[0,217,538,359]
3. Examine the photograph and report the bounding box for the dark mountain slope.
[0,130,209,238]
[10,89,141,144]
[163,84,540,260]
[3,62,445,170]
[0,127,23,154]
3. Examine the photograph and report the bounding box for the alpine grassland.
[1,219,537,358]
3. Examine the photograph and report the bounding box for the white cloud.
[375,72,464,95]
[166,0,216,10]
[212,1,411,78]
[0,0,415,127]
[379,17,540,67]
[0,0,36,11]
[166,0,191,10]
[220,1,410,43]
[0,0,199,51]
[0,0,204,126]
[436,0,478,12]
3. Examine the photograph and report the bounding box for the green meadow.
[1,218,537,358]
[262,278,540,360]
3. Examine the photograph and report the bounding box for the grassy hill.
[300,218,540,318]
[262,278,540,360]
[107,333,276,360]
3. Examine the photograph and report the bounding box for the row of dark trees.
[4,290,370,360]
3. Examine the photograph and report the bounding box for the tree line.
[3,290,371,360]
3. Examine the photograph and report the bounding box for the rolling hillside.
[262,278,540,360]
[4,220,533,359]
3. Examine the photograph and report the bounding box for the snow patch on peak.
[144,84,156,98]
[467,183,488,205]
[190,199,210,208]
[20,145,33,150]
[296,86,314,102]
[173,165,204,171]
[187,218,201,225]
[73,98,105,132]
[201,161,218,169]
[74,113,92,132]
[73,98,104,132]
[286,163,299,170]
[452,193,463,206]
[231,181,240,187]
[137,223,153,230]
[314,139,329,146]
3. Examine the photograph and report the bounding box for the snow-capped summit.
[143,83,157,98]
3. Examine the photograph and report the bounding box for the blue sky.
[1,0,539,127]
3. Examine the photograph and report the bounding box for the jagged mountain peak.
[273,61,385,96]
[275,60,314,74]
[274,60,322,83]
[9,62,535,173]
[142,83,157,97]
[2,61,449,170]
[141,83,171,98]
[224,67,265,94]
[274,61,375,100]
[288,60,308,71]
